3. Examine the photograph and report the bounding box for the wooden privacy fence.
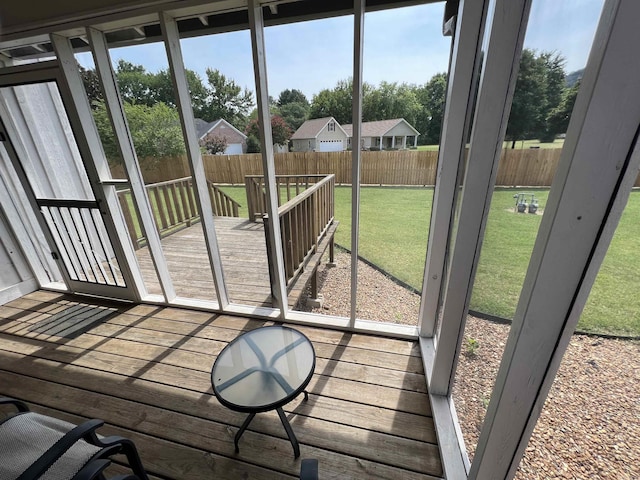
[116,176,240,249]
[109,147,640,188]
[262,174,337,291]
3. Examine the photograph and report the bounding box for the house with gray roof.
[342,118,420,150]
[195,118,247,155]
[290,117,349,152]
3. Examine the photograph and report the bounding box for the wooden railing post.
[262,214,278,306]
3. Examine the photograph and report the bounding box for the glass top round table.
[211,326,316,458]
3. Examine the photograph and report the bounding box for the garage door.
[318,140,343,152]
[224,143,243,155]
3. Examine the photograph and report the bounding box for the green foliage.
[309,76,444,143]
[416,73,447,145]
[108,61,253,130]
[363,81,421,126]
[546,80,580,139]
[246,134,261,153]
[115,60,156,106]
[153,69,210,120]
[278,102,310,131]
[200,134,228,155]
[79,64,102,107]
[464,337,480,356]
[507,49,569,145]
[93,100,185,163]
[245,115,292,147]
[277,89,309,107]
[309,79,355,124]
[204,68,254,129]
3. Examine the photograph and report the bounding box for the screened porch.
[1,0,639,479]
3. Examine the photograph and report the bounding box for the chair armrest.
[92,436,149,480]
[0,397,30,412]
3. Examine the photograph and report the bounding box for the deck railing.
[261,174,336,287]
[244,174,328,221]
[117,176,240,249]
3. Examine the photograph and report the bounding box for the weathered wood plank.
[0,294,441,479]
[0,371,441,476]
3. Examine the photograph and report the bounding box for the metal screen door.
[0,64,138,300]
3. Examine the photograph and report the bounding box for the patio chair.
[0,397,149,480]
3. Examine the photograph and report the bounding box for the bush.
[368,147,380,151]
[246,135,261,153]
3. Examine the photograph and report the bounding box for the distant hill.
[565,69,584,87]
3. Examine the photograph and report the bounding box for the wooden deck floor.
[0,291,443,480]
[135,217,274,307]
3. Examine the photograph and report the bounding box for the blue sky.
[78,0,604,101]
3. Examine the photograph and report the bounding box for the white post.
[247,0,289,317]
[417,0,489,337]
[391,136,395,149]
[87,27,177,303]
[414,136,418,148]
[159,13,229,308]
[402,136,407,149]
[429,0,532,396]
[379,135,383,149]
[471,1,640,477]
[350,0,365,327]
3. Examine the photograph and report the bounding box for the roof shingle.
[342,118,418,137]
[291,117,334,139]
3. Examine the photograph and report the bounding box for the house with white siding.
[342,118,420,150]
[195,118,247,155]
[292,117,420,151]
[290,117,348,152]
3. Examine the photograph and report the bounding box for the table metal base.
[234,390,309,458]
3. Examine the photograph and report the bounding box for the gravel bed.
[297,251,420,323]
[299,251,640,479]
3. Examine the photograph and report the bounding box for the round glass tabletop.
[211,326,315,412]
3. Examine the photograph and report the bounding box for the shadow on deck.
[0,291,443,479]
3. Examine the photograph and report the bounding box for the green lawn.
[417,138,565,151]
[154,184,639,336]
[332,186,433,287]
[334,186,639,336]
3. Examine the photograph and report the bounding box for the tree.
[538,52,567,142]
[309,79,353,124]
[246,115,293,147]
[114,60,157,106]
[79,65,103,107]
[546,80,580,138]
[506,49,568,147]
[310,79,422,128]
[277,89,309,107]
[362,81,420,126]
[200,134,228,155]
[506,49,548,148]
[154,69,210,120]
[93,100,185,164]
[246,135,261,153]
[415,73,447,145]
[278,102,309,131]
[203,68,254,130]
